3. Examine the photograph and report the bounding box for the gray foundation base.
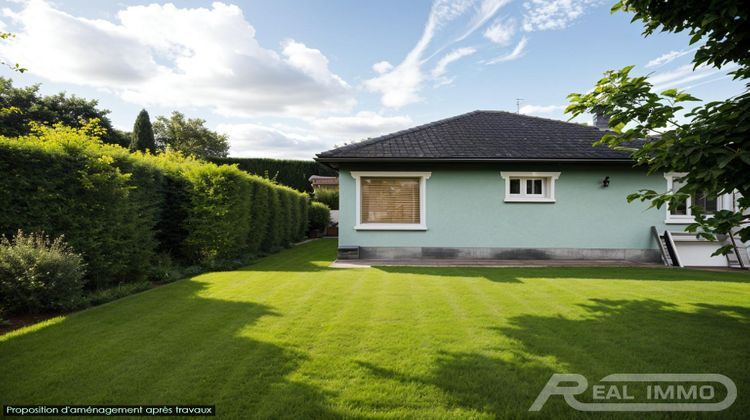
[338,246,660,263]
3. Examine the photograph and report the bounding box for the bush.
[247,180,271,254]
[0,124,309,291]
[85,281,151,307]
[0,125,163,287]
[277,190,292,247]
[308,202,331,233]
[180,162,253,265]
[263,189,283,252]
[0,231,85,315]
[209,157,337,192]
[314,190,339,210]
[296,194,309,241]
[301,196,310,237]
[147,253,186,284]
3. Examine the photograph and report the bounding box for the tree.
[111,129,131,148]
[153,111,229,159]
[566,0,750,253]
[0,78,128,147]
[129,109,155,153]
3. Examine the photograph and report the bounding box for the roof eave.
[314,157,634,164]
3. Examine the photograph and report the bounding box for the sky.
[0,0,744,159]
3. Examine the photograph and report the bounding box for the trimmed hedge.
[308,202,331,233]
[0,126,163,287]
[0,125,309,286]
[314,190,339,210]
[210,157,337,192]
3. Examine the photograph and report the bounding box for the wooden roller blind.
[361,177,420,224]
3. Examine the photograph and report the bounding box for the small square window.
[502,173,558,202]
[693,192,718,214]
[664,173,723,223]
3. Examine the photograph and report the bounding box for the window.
[508,177,545,197]
[664,173,723,223]
[500,172,560,202]
[526,179,544,196]
[361,177,420,224]
[509,179,520,194]
[351,171,430,230]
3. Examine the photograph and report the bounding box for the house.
[309,175,339,192]
[315,110,749,267]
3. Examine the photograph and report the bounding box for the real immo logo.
[530,373,736,412]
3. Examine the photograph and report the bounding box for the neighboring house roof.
[308,175,339,185]
[316,110,633,163]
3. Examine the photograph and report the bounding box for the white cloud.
[0,0,354,117]
[364,0,475,108]
[483,17,516,45]
[522,0,596,32]
[681,74,732,91]
[649,64,697,86]
[431,47,477,78]
[309,111,413,137]
[650,63,738,92]
[364,0,508,108]
[372,61,394,74]
[486,36,528,63]
[645,48,696,68]
[456,0,512,41]
[363,59,424,108]
[282,40,348,86]
[217,122,330,159]
[519,104,564,115]
[219,111,413,159]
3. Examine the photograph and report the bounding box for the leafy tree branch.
[567,0,749,254]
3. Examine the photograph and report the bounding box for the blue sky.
[0,0,744,159]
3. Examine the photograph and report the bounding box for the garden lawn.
[2,239,750,419]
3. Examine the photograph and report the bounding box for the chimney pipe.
[593,112,610,130]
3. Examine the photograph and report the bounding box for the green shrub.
[85,281,151,307]
[279,190,294,246]
[308,202,331,233]
[154,169,190,259]
[263,189,283,252]
[289,191,302,242]
[0,124,309,293]
[0,231,85,315]
[0,126,163,287]
[247,180,271,254]
[295,195,308,241]
[209,157,337,192]
[314,190,339,210]
[180,162,253,265]
[299,196,310,239]
[147,253,185,284]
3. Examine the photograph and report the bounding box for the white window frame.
[664,172,729,224]
[500,172,560,203]
[524,178,546,197]
[351,171,431,231]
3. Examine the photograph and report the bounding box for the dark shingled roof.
[316,110,632,163]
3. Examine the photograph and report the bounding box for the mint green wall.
[338,165,671,250]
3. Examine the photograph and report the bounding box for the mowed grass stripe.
[2,239,749,419]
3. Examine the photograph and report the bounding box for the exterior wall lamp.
[602,176,610,188]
